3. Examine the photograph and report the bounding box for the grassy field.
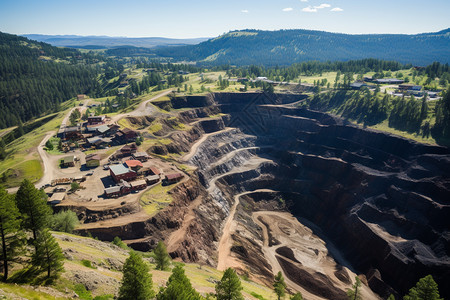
[50,232,276,299]
[0,111,66,187]
[140,183,175,216]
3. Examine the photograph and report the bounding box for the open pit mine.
[64,92,450,299]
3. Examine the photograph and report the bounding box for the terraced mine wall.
[188,92,450,298]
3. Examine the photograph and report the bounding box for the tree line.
[0,32,102,129]
[308,87,450,142]
[0,180,69,282]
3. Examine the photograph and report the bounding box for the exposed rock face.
[72,92,449,299]
[183,92,450,298]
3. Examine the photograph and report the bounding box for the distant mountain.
[22,34,209,49]
[153,29,450,66]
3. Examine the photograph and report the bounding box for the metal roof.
[105,186,121,194]
[109,164,134,176]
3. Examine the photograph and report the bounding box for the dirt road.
[110,90,173,123]
[217,189,276,271]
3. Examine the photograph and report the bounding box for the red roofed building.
[125,160,143,171]
[165,173,183,184]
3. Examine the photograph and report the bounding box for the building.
[61,156,75,167]
[398,84,422,91]
[149,166,161,176]
[350,82,368,90]
[109,164,136,183]
[104,186,122,198]
[133,152,149,162]
[115,128,138,143]
[86,154,101,168]
[49,192,65,205]
[116,144,138,158]
[165,173,183,184]
[145,175,160,185]
[63,126,82,140]
[374,78,404,84]
[130,179,147,191]
[77,94,86,101]
[125,160,143,171]
[86,137,111,149]
[87,116,106,126]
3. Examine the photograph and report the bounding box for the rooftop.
[166,173,183,180]
[109,164,134,176]
[130,180,147,187]
[125,160,143,168]
[63,156,75,163]
[104,186,121,194]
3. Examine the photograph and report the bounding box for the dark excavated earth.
[184,92,450,298]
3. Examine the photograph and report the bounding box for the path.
[110,90,173,123]
[217,189,276,271]
[182,127,234,162]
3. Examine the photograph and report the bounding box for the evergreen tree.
[291,293,303,300]
[0,187,25,281]
[118,251,154,300]
[388,294,396,300]
[154,241,171,271]
[15,179,52,249]
[347,276,362,300]
[403,275,442,300]
[32,229,64,278]
[157,265,203,300]
[215,268,244,300]
[273,271,286,300]
[45,140,54,150]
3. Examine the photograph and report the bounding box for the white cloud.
[282,7,293,12]
[302,6,317,12]
[331,7,344,12]
[300,0,308,2]
[314,3,331,9]
[241,9,249,13]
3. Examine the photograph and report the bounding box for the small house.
[86,154,101,168]
[165,173,183,184]
[87,115,106,126]
[61,156,75,167]
[115,128,138,143]
[130,179,147,191]
[133,152,149,162]
[350,82,367,90]
[145,175,160,185]
[77,94,86,101]
[63,126,82,141]
[149,166,161,176]
[104,186,122,198]
[117,143,138,158]
[109,164,136,183]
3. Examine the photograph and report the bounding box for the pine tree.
[15,179,52,249]
[32,229,64,278]
[347,276,362,300]
[403,275,442,300]
[215,268,244,300]
[154,241,171,271]
[0,187,25,281]
[273,271,286,300]
[388,294,396,300]
[291,293,303,300]
[118,251,154,300]
[157,265,203,300]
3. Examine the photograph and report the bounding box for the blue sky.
[1,0,449,38]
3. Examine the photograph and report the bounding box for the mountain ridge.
[151,28,450,66]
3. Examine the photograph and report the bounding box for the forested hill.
[0,32,99,129]
[153,29,450,66]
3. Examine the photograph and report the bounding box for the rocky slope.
[177,92,450,298]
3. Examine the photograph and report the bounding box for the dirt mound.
[275,246,301,264]
[277,255,348,300]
